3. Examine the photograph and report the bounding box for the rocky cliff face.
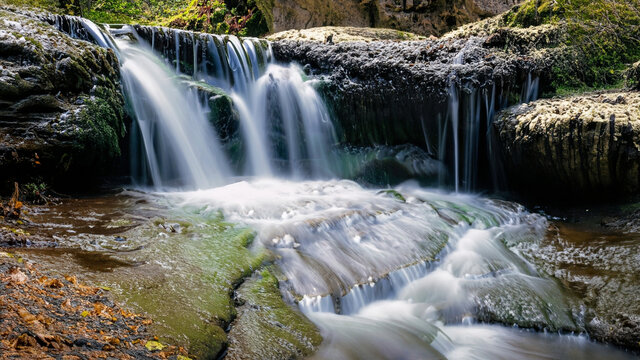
[257,0,520,36]
[494,91,640,197]
[0,7,126,191]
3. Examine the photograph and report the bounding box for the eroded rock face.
[257,0,520,36]
[494,91,640,197]
[272,35,542,148]
[0,7,125,191]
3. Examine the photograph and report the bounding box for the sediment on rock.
[494,91,640,197]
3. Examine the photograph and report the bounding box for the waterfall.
[131,26,336,179]
[51,18,336,188]
[117,38,232,189]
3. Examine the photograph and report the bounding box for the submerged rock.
[0,7,126,192]
[494,91,640,197]
[521,220,640,351]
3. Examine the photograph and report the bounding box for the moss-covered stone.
[626,61,640,90]
[226,269,322,360]
[0,6,126,192]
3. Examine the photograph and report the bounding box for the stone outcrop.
[494,91,640,197]
[0,7,126,191]
[271,33,545,148]
[267,26,426,42]
[0,8,126,191]
[256,0,521,36]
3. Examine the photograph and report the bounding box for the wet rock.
[0,7,126,192]
[180,78,240,141]
[494,91,640,197]
[226,270,322,360]
[272,35,542,148]
[520,221,640,351]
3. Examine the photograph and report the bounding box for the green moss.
[505,0,640,92]
[504,0,561,28]
[227,269,322,359]
[106,210,269,359]
[239,8,269,37]
[75,96,122,161]
[254,0,274,33]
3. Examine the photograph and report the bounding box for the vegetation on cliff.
[506,0,640,91]
[2,0,270,36]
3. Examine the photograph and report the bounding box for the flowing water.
[39,17,639,359]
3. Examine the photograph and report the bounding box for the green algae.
[226,269,323,360]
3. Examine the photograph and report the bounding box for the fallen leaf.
[17,308,37,323]
[145,340,165,351]
[44,278,64,288]
[9,268,28,284]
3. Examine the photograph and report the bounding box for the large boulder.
[0,7,126,191]
[494,91,640,197]
[256,0,520,36]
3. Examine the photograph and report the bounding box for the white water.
[169,179,635,359]
[118,38,231,189]
[130,26,335,183]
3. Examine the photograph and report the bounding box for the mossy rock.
[226,269,322,360]
[0,7,126,192]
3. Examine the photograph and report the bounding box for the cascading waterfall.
[51,18,335,188]
[172,180,635,359]
[117,38,232,189]
[47,16,633,359]
[131,25,336,181]
[436,44,539,192]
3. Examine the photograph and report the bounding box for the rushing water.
[42,16,638,359]
[126,25,336,184]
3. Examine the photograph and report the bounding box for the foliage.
[506,0,640,90]
[3,0,269,36]
[0,0,62,12]
[166,0,268,36]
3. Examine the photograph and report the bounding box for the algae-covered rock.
[226,270,322,360]
[0,7,125,191]
[494,91,640,197]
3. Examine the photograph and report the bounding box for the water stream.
[43,16,638,359]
